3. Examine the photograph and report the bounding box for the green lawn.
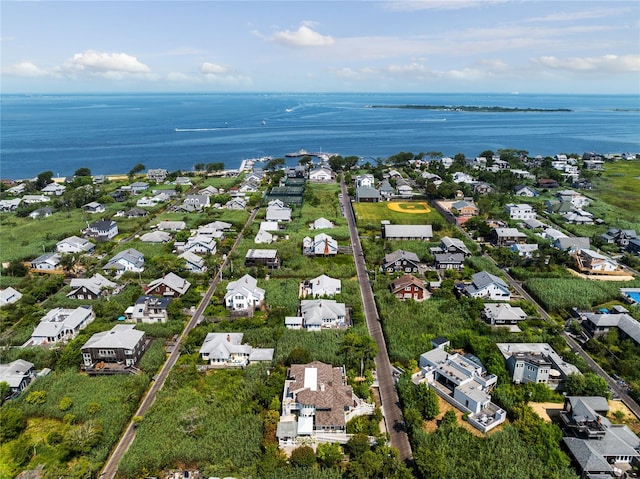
[353,201,445,228]
[591,161,640,215]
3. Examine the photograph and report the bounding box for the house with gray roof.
[56,235,96,254]
[67,273,116,300]
[0,359,35,398]
[489,227,527,246]
[183,195,210,210]
[199,332,273,367]
[103,248,145,273]
[27,306,94,346]
[146,272,191,297]
[355,186,380,203]
[178,251,207,274]
[224,274,265,312]
[560,396,640,476]
[29,252,62,273]
[430,236,471,257]
[287,299,347,331]
[0,287,22,307]
[140,231,172,243]
[465,271,510,301]
[600,228,638,248]
[84,219,118,241]
[497,343,580,389]
[156,220,186,231]
[382,249,421,273]
[582,311,640,348]
[29,206,54,219]
[381,222,433,240]
[482,304,527,327]
[81,324,147,372]
[378,179,395,199]
[266,200,292,222]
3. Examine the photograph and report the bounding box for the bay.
[1,92,639,179]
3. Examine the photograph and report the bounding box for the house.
[308,167,334,182]
[22,194,50,205]
[537,179,559,189]
[381,222,433,240]
[56,235,95,254]
[81,324,147,372]
[136,196,161,208]
[266,200,292,222]
[300,274,341,298]
[482,304,527,327]
[124,296,171,324]
[29,207,54,219]
[582,311,640,348]
[29,252,62,273]
[290,299,348,331]
[147,168,168,182]
[415,339,506,433]
[523,218,546,230]
[311,217,334,230]
[0,360,35,398]
[175,176,192,187]
[465,271,510,301]
[6,183,26,195]
[382,249,421,273]
[434,253,465,270]
[628,238,640,256]
[178,251,207,274]
[554,236,591,252]
[175,235,217,255]
[0,198,22,212]
[238,180,259,194]
[0,287,22,307]
[514,185,538,197]
[146,272,191,297]
[67,273,116,300]
[41,183,66,196]
[224,274,265,312]
[497,343,581,389]
[225,197,248,210]
[84,220,118,241]
[302,233,338,256]
[560,397,640,477]
[199,332,274,366]
[389,274,429,301]
[277,361,371,445]
[452,172,475,184]
[505,203,536,220]
[129,182,149,194]
[489,227,527,246]
[156,220,186,231]
[83,202,106,214]
[140,231,172,243]
[183,195,210,210]
[27,306,94,346]
[245,249,280,269]
[199,185,220,196]
[103,248,145,273]
[126,207,148,218]
[431,236,472,257]
[557,189,590,209]
[355,174,375,187]
[451,200,479,217]
[260,221,280,232]
[397,184,414,198]
[254,229,274,244]
[509,243,539,258]
[600,228,638,248]
[355,186,381,203]
[571,249,621,275]
[378,179,395,199]
[563,209,594,225]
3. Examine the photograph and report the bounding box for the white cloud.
[200,62,229,75]
[4,61,49,77]
[532,54,640,73]
[59,50,150,75]
[270,25,334,47]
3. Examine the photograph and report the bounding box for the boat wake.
[175,128,223,132]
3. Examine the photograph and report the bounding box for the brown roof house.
[389,274,429,301]
[276,361,375,446]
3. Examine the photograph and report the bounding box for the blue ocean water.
[1,92,639,179]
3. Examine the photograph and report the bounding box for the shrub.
[58,396,73,411]
[0,406,27,441]
[25,390,47,405]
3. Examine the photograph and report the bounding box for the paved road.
[99,208,258,479]
[339,181,413,463]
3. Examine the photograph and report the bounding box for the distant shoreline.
[367,105,573,112]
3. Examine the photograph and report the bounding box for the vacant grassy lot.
[591,161,640,215]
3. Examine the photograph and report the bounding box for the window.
[98,349,116,356]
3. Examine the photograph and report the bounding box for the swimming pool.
[624,291,640,304]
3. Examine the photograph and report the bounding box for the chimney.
[227,334,231,342]
[320,383,325,392]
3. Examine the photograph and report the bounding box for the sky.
[1,0,639,94]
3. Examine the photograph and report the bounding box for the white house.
[293,299,347,331]
[254,229,274,244]
[156,220,186,231]
[311,217,334,230]
[103,248,145,273]
[176,235,217,255]
[27,306,94,346]
[505,203,536,220]
[199,332,273,367]
[41,183,66,196]
[124,296,171,324]
[83,202,106,214]
[178,251,207,274]
[266,200,292,222]
[0,359,35,397]
[302,233,339,256]
[300,274,342,298]
[29,253,62,272]
[224,274,265,312]
[85,220,118,241]
[0,287,22,307]
[514,185,538,197]
[465,271,511,301]
[308,167,334,182]
[56,236,96,254]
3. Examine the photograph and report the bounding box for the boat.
[262,120,267,126]
[286,149,308,157]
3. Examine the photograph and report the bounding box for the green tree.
[206,162,225,172]
[128,163,145,179]
[74,167,92,177]
[290,445,316,468]
[0,381,11,403]
[35,170,54,189]
[0,406,27,441]
[194,163,206,171]
[265,158,285,171]
[316,442,342,468]
[416,383,440,419]
[345,433,370,459]
[63,420,103,455]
